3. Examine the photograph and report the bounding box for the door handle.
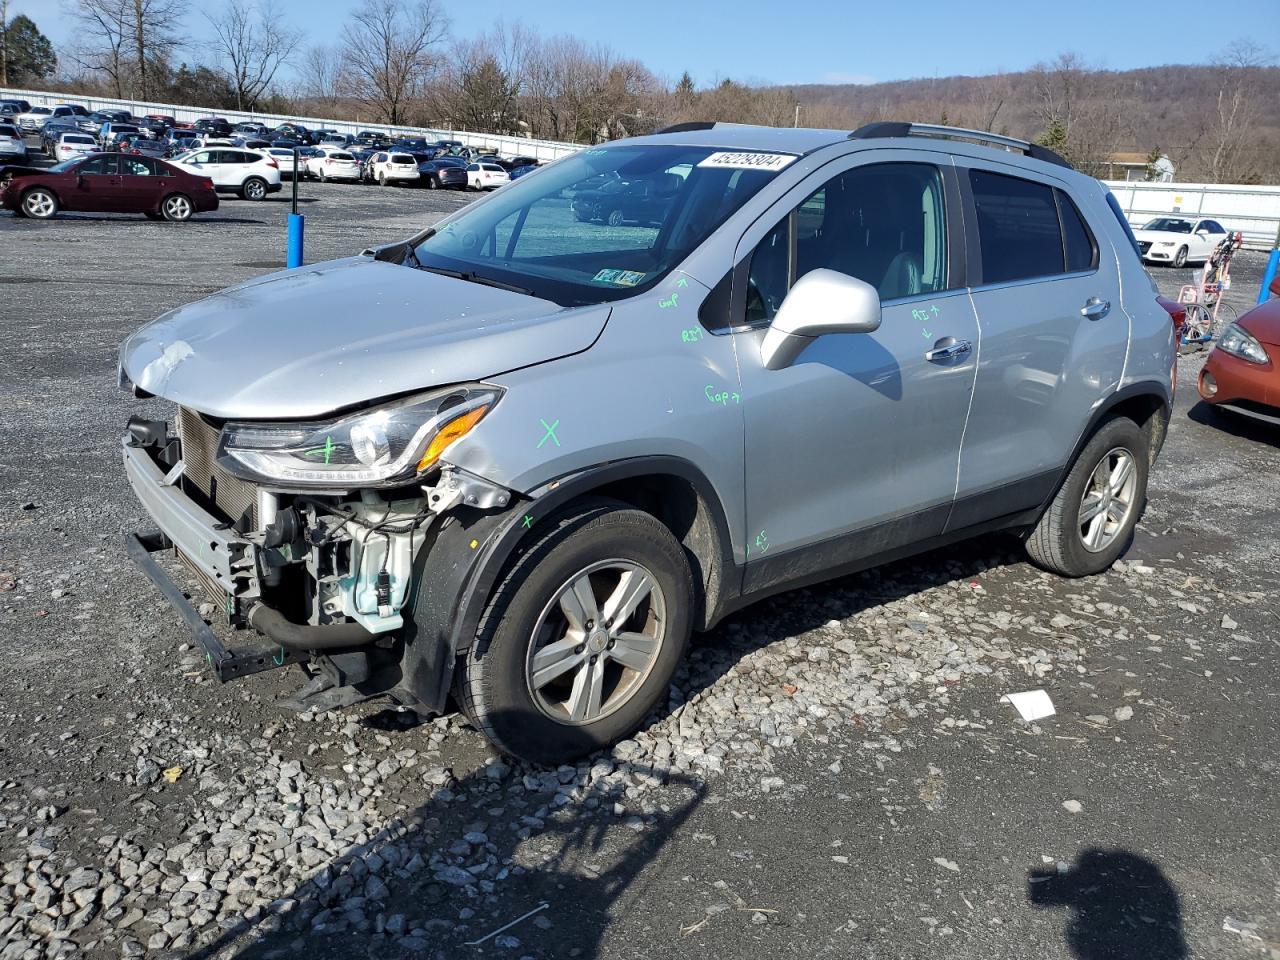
[925,337,973,363]
[1081,297,1111,320]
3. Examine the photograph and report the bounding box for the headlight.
[1215,323,1270,365]
[1155,241,1177,247]
[216,385,501,488]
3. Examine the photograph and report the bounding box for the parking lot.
[1,167,1279,960]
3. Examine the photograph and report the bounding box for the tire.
[1025,417,1149,577]
[425,175,436,189]
[1173,246,1188,268]
[377,172,386,186]
[319,170,328,183]
[451,499,694,765]
[240,176,267,201]
[21,187,58,219]
[160,193,193,222]
[606,208,624,227]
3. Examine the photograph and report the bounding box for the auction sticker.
[696,152,797,172]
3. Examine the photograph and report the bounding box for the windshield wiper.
[416,265,533,296]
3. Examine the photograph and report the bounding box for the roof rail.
[848,121,1071,169]
[656,121,718,134]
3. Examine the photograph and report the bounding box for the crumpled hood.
[119,257,609,419]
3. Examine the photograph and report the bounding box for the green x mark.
[537,418,560,449]
[304,434,337,464]
[522,514,534,528]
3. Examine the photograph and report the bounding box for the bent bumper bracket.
[125,530,305,682]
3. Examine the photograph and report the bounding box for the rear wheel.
[240,176,267,201]
[377,172,386,186]
[160,193,193,221]
[21,188,58,219]
[1025,417,1149,577]
[451,499,693,764]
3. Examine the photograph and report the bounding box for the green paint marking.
[273,647,285,666]
[537,418,560,448]
[658,292,679,309]
[676,277,689,288]
[930,304,940,317]
[522,514,533,529]
[922,328,932,339]
[304,434,336,464]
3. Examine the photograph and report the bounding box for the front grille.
[176,407,258,530]
[1138,241,1152,254]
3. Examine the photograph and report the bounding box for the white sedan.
[54,132,98,162]
[168,147,283,200]
[0,123,26,162]
[1133,217,1229,267]
[304,148,361,182]
[368,151,421,186]
[466,161,510,191]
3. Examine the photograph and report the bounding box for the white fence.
[1104,180,1280,251]
[0,85,582,162]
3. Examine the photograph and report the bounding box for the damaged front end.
[121,384,515,715]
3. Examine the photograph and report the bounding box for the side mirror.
[759,268,882,370]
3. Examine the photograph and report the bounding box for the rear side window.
[1056,190,1097,273]
[79,155,118,175]
[1104,191,1141,258]
[969,170,1063,284]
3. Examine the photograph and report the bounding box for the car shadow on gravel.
[183,731,705,960]
[1187,400,1280,449]
[1028,848,1188,959]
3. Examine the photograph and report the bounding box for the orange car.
[1198,298,1280,422]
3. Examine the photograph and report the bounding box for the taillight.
[266,157,278,168]
[203,178,213,189]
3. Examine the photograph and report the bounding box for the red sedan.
[1198,298,1280,424]
[0,152,218,221]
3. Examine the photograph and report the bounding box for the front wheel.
[1173,246,1188,268]
[451,500,694,765]
[21,187,59,219]
[1025,417,1149,577]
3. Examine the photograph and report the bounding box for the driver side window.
[743,162,949,324]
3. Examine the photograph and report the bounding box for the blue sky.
[16,0,1276,88]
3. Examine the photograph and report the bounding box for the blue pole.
[1259,248,1279,305]
[287,213,304,269]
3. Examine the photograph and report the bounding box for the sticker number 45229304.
[696,152,797,172]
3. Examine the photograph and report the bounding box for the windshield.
[415,144,790,305]
[1144,217,1193,234]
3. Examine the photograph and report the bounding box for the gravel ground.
[1,153,1279,960]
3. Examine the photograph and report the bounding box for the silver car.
[118,122,1174,764]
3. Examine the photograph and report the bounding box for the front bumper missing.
[125,530,304,681]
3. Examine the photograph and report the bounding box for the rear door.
[117,155,164,211]
[949,162,1126,528]
[67,154,123,212]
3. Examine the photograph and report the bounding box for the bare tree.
[341,0,447,125]
[1199,39,1273,182]
[297,42,342,108]
[206,0,300,111]
[434,34,520,133]
[69,0,184,99]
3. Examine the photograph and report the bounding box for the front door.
[69,154,123,212]
[733,156,979,593]
[950,162,1127,527]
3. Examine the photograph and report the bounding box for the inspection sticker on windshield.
[697,151,797,172]
[592,268,646,286]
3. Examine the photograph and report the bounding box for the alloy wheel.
[524,560,667,725]
[164,195,192,220]
[23,191,54,218]
[1078,447,1138,553]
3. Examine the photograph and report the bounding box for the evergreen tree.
[1,14,56,87]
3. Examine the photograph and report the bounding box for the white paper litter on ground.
[1001,689,1056,721]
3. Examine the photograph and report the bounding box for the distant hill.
[777,63,1280,183]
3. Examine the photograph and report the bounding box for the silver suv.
[119,122,1174,764]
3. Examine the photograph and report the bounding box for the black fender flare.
[396,455,735,713]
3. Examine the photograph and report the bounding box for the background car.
[465,161,510,191]
[15,106,54,133]
[99,122,142,148]
[317,132,355,149]
[54,132,100,162]
[266,147,304,179]
[304,148,360,182]
[118,134,170,159]
[168,147,283,200]
[0,99,31,117]
[1133,216,1229,267]
[1198,299,1280,423]
[234,121,269,137]
[0,124,26,163]
[41,119,83,155]
[570,173,681,226]
[193,117,233,138]
[367,151,420,186]
[271,123,315,145]
[0,153,218,221]
[418,158,467,190]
